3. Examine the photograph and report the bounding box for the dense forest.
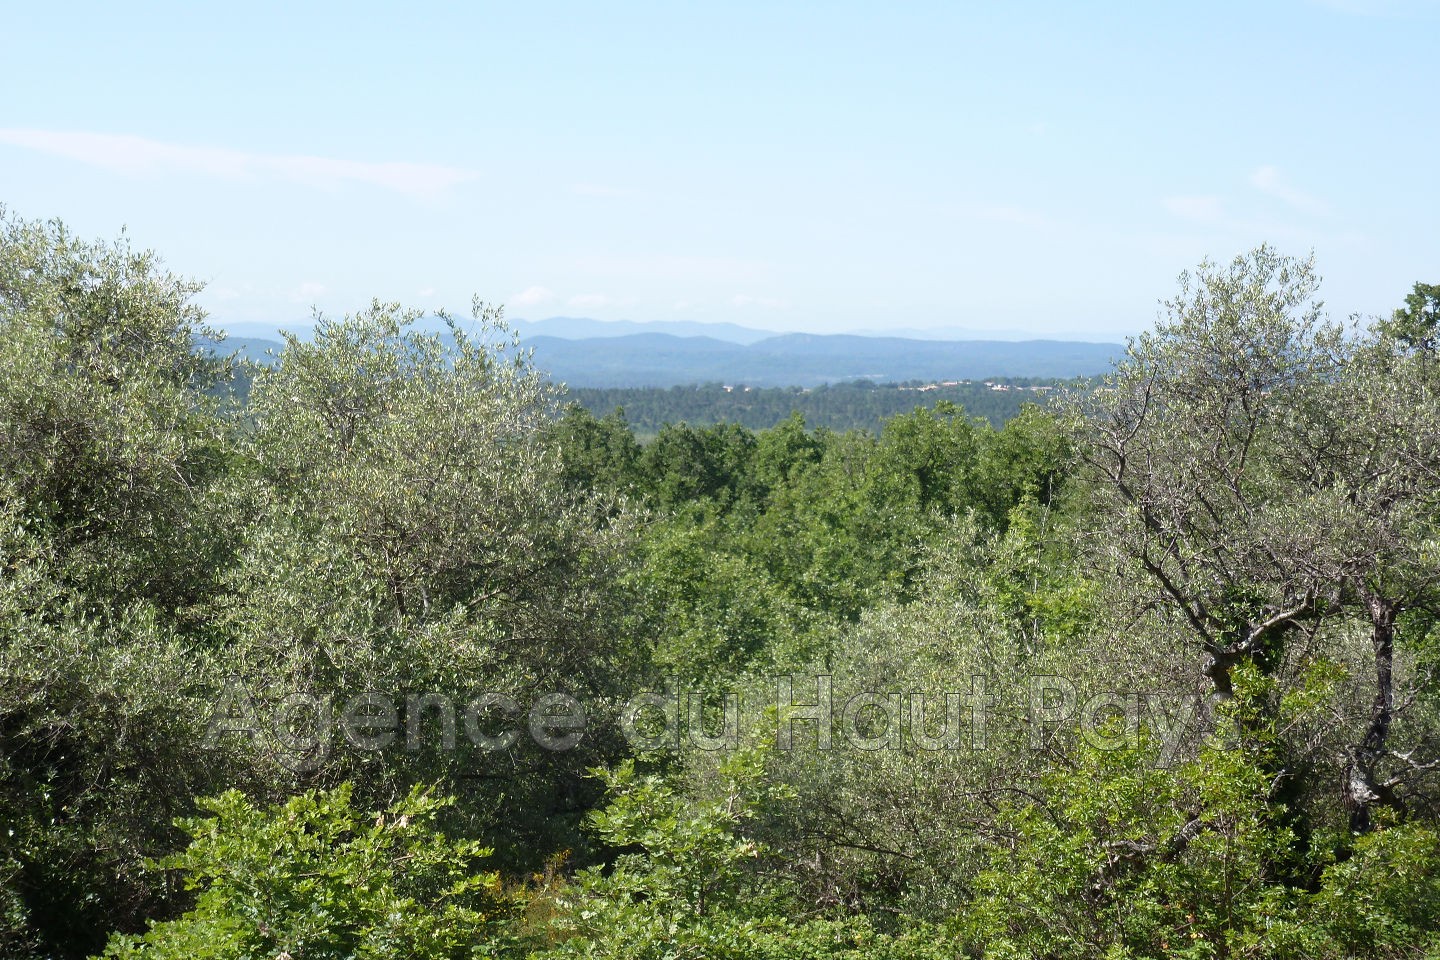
[4,210,1440,959]
[566,379,1063,436]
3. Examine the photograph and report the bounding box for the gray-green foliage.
[0,213,643,954]
[218,299,644,860]
[0,210,252,955]
[745,507,1100,920]
[0,209,237,620]
[1064,247,1351,674]
[1065,247,1440,831]
[242,299,620,642]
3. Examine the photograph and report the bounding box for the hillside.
[567,379,1065,435]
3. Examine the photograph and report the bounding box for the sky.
[2,0,1437,341]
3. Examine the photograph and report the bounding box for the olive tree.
[1068,249,1440,832]
[0,210,248,956]
[0,208,238,619]
[224,300,644,860]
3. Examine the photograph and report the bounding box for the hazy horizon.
[5,1,1437,341]
[215,312,1124,346]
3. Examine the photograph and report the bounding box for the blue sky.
[3,0,1436,340]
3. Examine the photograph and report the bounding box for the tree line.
[565,378,1066,436]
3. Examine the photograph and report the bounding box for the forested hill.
[567,378,1067,435]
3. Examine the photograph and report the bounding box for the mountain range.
[208,317,1121,388]
[521,333,1119,387]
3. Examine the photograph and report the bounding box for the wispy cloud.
[290,281,328,303]
[511,285,555,307]
[731,294,786,309]
[1249,165,1329,215]
[1162,194,1226,223]
[0,128,479,197]
[570,183,630,198]
[568,293,613,309]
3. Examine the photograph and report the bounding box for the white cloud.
[291,281,327,303]
[731,294,785,309]
[417,287,437,298]
[568,293,612,309]
[1249,165,1329,215]
[511,285,555,307]
[0,128,479,197]
[1162,195,1226,223]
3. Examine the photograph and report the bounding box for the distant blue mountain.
[204,323,1122,389]
[524,333,1120,387]
[510,316,776,345]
